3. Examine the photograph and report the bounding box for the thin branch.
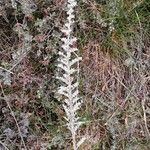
[0,141,10,150]
[0,67,14,74]
[0,84,27,150]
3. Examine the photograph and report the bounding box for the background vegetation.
[0,0,150,149]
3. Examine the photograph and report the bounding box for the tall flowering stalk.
[57,0,85,150]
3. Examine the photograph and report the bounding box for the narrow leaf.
[77,137,86,149]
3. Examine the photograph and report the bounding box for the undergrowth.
[0,0,149,149]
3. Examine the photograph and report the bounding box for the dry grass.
[80,36,150,149]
